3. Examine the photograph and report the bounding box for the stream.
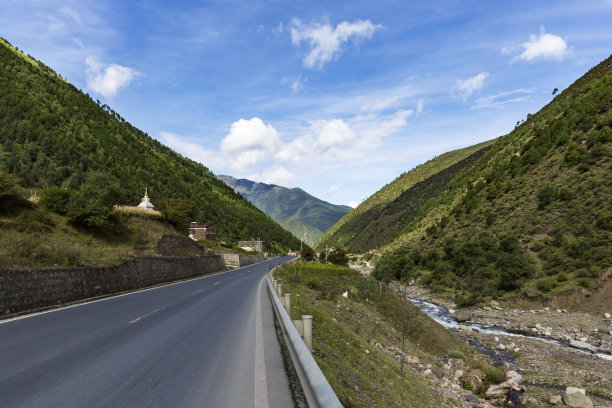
[407,297,612,362]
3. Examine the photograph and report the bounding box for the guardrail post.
[303,315,312,351]
[277,284,282,297]
[284,293,291,316]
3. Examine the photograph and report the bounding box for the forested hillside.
[368,55,612,304]
[218,175,351,246]
[317,140,495,251]
[0,38,300,249]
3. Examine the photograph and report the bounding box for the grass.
[0,204,180,268]
[275,262,495,407]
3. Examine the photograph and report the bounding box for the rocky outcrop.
[485,370,523,399]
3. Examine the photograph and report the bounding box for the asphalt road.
[0,257,295,408]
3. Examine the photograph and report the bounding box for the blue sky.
[2,0,611,207]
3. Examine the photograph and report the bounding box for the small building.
[238,240,265,254]
[288,250,300,256]
[189,222,217,241]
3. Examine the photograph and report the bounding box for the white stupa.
[137,187,155,211]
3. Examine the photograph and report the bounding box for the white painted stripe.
[0,262,271,325]
[254,277,270,408]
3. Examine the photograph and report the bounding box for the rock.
[605,312,611,319]
[485,371,523,399]
[494,336,499,342]
[490,300,499,307]
[431,367,444,378]
[365,349,369,354]
[570,340,597,352]
[464,369,485,393]
[465,394,480,406]
[449,308,455,314]
[444,364,451,370]
[495,306,503,311]
[544,330,552,336]
[564,387,593,408]
[544,307,550,312]
[455,369,463,379]
[507,342,515,349]
[423,368,433,378]
[579,337,588,342]
[513,348,520,353]
[550,395,562,404]
[497,344,506,350]
[405,355,420,364]
[455,310,472,322]
[425,363,432,369]
[557,309,562,313]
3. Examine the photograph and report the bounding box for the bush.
[157,198,198,232]
[66,172,125,230]
[39,187,73,214]
[301,245,315,261]
[484,367,505,384]
[537,277,557,292]
[537,185,557,209]
[327,248,348,266]
[0,171,28,213]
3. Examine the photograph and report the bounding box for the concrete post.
[284,293,291,316]
[303,315,313,351]
[277,285,282,297]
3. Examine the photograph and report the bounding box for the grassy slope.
[317,140,495,250]
[275,263,496,408]
[0,203,180,268]
[371,55,612,306]
[0,38,300,249]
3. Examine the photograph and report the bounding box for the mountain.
[324,55,612,305]
[0,37,300,251]
[317,140,496,251]
[217,175,352,246]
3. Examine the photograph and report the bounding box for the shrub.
[577,278,591,288]
[0,171,28,213]
[39,186,73,214]
[537,277,557,293]
[484,367,505,384]
[327,248,349,266]
[537,185,558,209]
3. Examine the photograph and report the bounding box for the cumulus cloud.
[220,117,281,172]
[503,26,568,61]
[249,166,295,186]
[346,200,358,208]
[281,74,307,93]
[454,72,489,101]
[289,18,381,69]
[86,56,138,98]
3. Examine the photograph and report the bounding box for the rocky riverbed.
[397,283,612,407]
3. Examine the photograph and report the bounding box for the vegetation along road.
[0,257,294,408]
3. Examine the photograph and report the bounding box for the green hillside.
[218,175,351,246]
[0,38,300,250]
[366,55,612,305]
[317,140,495,251]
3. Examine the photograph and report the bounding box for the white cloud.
[59,6,81,27]
[249,166,295,186]
[474,89,532,109]
[520,26,568,60]
[361,96,398,112]
[346,200,358,208]
[220,118,281,172]
[416,99,424,114]
[289,18,381,69]
[324,184,342,198]
[454,72,489,101]
[281,74,307,93]
[86,56,138,98]
[503,26,568,61]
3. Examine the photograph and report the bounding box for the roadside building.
[189,222,217,241]
[238,240,265,254]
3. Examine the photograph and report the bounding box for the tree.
[66,172,125,230]
[327,248,348,266]
[301,245,315,261]
[158,198,198,232]
[39,186,73,214]
[552,88,559,95]
[0,171,27,213]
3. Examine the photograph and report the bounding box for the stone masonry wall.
[0,255,226,316]
[221,254,265,268]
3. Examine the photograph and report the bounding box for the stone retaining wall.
[0,255,226,316]
[222,253,265,268]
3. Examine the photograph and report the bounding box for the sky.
[2,1,611,208]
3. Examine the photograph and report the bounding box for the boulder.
[405,355,420,364]
[564,387,593,408]
[605,312,611,319]
[422,368,433,378]
[454,369,463,379]
[464,394,480,407]
[455,310,472,322]
[549,395,562,405]
[485,371,523,399]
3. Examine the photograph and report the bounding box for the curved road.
[0,257,294,408]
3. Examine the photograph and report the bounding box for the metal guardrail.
[267,261,343,408]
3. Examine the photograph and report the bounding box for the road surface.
[0,257,294,408]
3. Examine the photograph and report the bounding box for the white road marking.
[129,307,165,324]
[254,277,270,408]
